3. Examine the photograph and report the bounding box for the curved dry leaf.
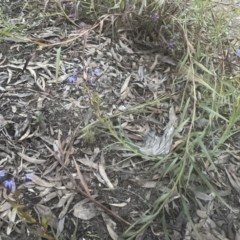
[14,114,32,139]
[52,192,74,209]
[111,47,120,62]
[120,75,131,94]
[39,187,52,197]
[194,191,215,201]
[7,208,17,235]
[39,135,55,145]
[73,198,101,220]
[56,216,65,237]
[27,67,37,81]
[119,40,134,54]
[140,127,174,155]
[150,54,159,73]
[196,210,208,219]
[205,217,216,228]
[58,193,75,219]
[124,124,147,133]
[225,167,240,193]
[99,163,114,189]
[236,229,240,240]
[35,77,46,91]
[0,114,7,129]
[0,202,11,212]
[17,152,47,164]
[35,204,58,229]
[18,125,31,141]
[7,68,13,84]
[31,175,55,187]
[39,192,58,204]
[102,212,118,240]
[142,181,157,188]
[28,128,40,138]
[169,106,178,127]
[109,202,127,207]
[77,158,98,170]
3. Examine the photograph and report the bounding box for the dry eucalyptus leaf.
[7,68,13,84]
[34,204,58,229]
[205,217,216,228]
[0,114,7,129]
[109,202,127,207]
[76,158,98,170]
[194,191,215,201]
[0,202,11,212]
[58,193,75,219]
[142,181,157,188]
[56,216,65,237]
[39,135,55,145]
[120,75,131,94]
[99,163,114,189]
[14,114,32,139]
[73,198,101,220]
[119,40,134,54]
[139,107,177,155]
[17,152,47,164]
[140,127,174,155]
[31,175,55,188]
[7,208,17,235]
[111,47,120,62]
[52,192,74,209]
[102,212,118,240]
[225,167,240,193]
[18,125,31,141]
[27,67,37,81]
[39,192,58,204]
[196,210,208,219]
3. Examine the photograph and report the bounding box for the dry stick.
[72,156,91,196]
[63,123,83,166]
[46,145,130,226]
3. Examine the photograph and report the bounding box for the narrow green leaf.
[162,212,170,240]
[199,103,228,122]
[194,60,215,76]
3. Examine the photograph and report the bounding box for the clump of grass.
[82,128,96,143]
[72,0,240,239]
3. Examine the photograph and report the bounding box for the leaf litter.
[0,1,240,239]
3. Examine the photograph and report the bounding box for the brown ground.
[1,1,240,240]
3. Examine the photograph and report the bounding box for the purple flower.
[88,78,96,86]
[70,12,76,18]
[0,170,5,177]
[150,13,159,20]
[168,39,175,49]
[237,47,240,57]
[3,179,15,190]
[93,68,100,75]
[24,173,34,181]
[128,4,134,10]
[68,69,77,83]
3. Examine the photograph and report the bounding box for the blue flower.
[88,78,96,86]
[168,39,175,49]
[0,170,5,177]
[237,47,240,57]
[24,173,34,181]
[93,68,100,75]
[3,179,15,190]
[68,70,77,83]
[150,13,159,20]
[70,12,76,18]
